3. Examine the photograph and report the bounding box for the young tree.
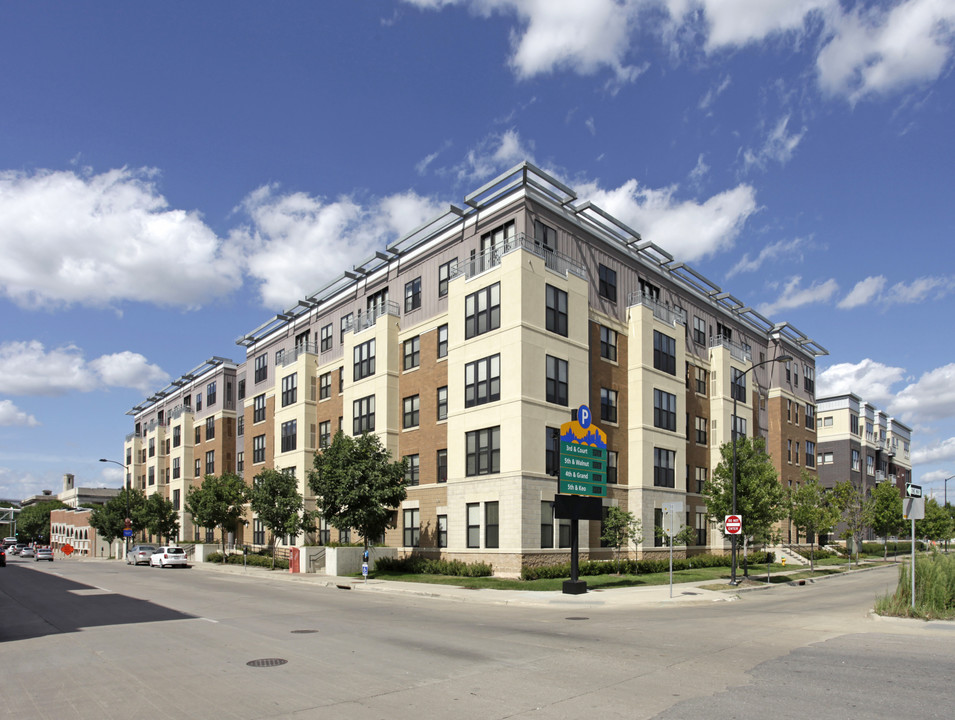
[185,472,249,561]
[788,474,840,573]
[832,480,872,567]
[16,500,67,543]
[249,468,316,569]
[869,480,904,560]
[308,431,406,560]
[600,506,642,573]
[916,498,954,544]
[89,487,147,545]
[703,436,786,573]
[143,492,180,545]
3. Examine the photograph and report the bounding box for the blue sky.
[2,1,954,501]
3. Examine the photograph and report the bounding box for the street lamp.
[100,458,130,559]
[729,353,793,586]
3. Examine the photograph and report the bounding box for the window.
[851,449,861,471]
[196,393,202,412]
[173,488,181,511]
[654,447,675,488]
[696,512,707,546]
[148,467,155,486]
[319,372,331,400]
[437,324,448,358]
[607,450,618,484]
[546,427,559,476]
[281,420,297,453]
[731,415,747,439]
[367,288,389,314]
[534,219,557,254]
[467,503,480,548]
[172,458,181,480]
[804,365,815,394]
[254,355,267,383]
[481,220,514,255]
[148,437,155,458]
[353,395,375,435]
[353,339,376,381]
[867,455,875,475]
[693,316,706,345]
[253,519,265,546]
[598,264,617,303]
[545,285,568,336]
[716,322,732,342]
[206,381,217,407]
[695,466,707,494]
[541,501,554,548]
[599,325,617,362]
[820,451,834,465]
[281,373,297,407]
[320,323,333,352]
[806,441,816,468]
[403,508,420,547]
[237,380,245,401]
[403,336,420,370]
[205,450,215,476]
[465,283,501,339]
[205,417,215,441]
[436,449,448,483]
[437,386,448,421]
[654,508,664,547]
[546,356,568,406]
[653,331,676,375]
[236,452,244,472]
[404,277,422,312]
[465,355,500,407]
[437,515,448,548]
[195,459,201,477]
[466,426,500,476]
[237,416,244,437]
[600,388,618,423]
[173,426,181,447]
[794,441,800,465]
[695,416,707,445]
[485,502,499,549]
[787,399,793,423]
[403,395,420,429]
[638,278,660,300]
[404,454,420,486]
[194,427,201,445]
[340,313,353,343]
[319,421,331,449]
[438,259,457,297]
[695,367,707,395]
[253,394,266,423]
[730,368,747,402]
[253,435,266,464]
[653,389,677,431]
[806,404,815,429]
[787,439,793,463]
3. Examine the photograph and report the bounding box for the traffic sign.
[123,529,133,538]
[557,405,608,498]
[662,502,684,538]
[725,514,742,535]
[905,483,922,499]
[903,497,924,520]
[61,543,74,556]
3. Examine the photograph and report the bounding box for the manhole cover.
[565,617,589,621]
[290,629,318,634]
[247,658,288,668]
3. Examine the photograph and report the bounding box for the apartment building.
[123,162,827,574]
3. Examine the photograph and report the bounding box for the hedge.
[520,552,774,581]
[206,551,289,570]
[374,556,493,577]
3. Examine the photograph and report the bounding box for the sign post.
[903,492,925,609]
[663,502,683,597]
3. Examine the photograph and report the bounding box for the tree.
[916,498,954,544]
[185,473,249,561]
[308,431,406,558]
[869,480,904,559]
[600,506,642,573]
[703,436,787,573]
[249,468,316,569]
[90,488,147,544]
[832,480,872,567]
[17,500,66,543]
[788,473,840,573]
[143,492,180,545]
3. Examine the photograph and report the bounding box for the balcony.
[450,232,586,282]
[355,300,400,333]
[628,291,687,327]
[709,335,752,363]
[279,341,321,368]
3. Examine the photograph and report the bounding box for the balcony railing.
[709,335,752,363]
[355,300,400,333]
[450,232,586,281]
[279,341,321,368]
[628,291,687,327]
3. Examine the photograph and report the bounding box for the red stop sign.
[725,515,742,535]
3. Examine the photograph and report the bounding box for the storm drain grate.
[290,629,318,634]
[247,658,288,668]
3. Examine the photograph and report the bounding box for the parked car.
[150,546,188,568]
[19,546,35,559]
[35,547,54,562]
[12,543,28,555]
[126,545,157,566]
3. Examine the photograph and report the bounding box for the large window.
[253,519,265,546]
[404,454,419,486]
[437,324,448,358]
[340,313,353,343]
[403,336,420,371]
[172,457,181,480]
[254,354,267,383]
[806,403,816,430]
[653,331,676,375]
[404,277,422,312]
[205,450,215,476]
[466,426,500,476]
[319,421,330,449]
[353,395,375,435]
[465,283,501,339]
[600,388,618,424]
[237,417,244,437]
[281,373,297,407]
[438,258,456,297]
[545,284,568,336]
[281,420,297,453]
[403,508,420,547]
[546,356,568,406]
[437,515,448,548]
[465,355,500,407]
[403,395,420,429]
[173,425,181,447]
[695,367,707,395]
[806,441,816,468]
[852,449,861,471]
[436,386,448,421]
[546,426,559,476]
[731,368,747,402]
[731,415,747,439]
[319,372,331,400]
[653,447,675,488]
[804,365,815,394]
[485,502,499,549]
[253,435,266,464]
[695,416,707,445]
[600,326,617,361]
[694,466,707,494]
[598,264,617,303]
[541,501,554,548]
[205,416,215,441]
[607,450,618,484]
[206,381,217,407]
[693,316,706,345]
[481,220,514,255]
[653,389,677,431]
[320,323,333,352]
[436,449,447,483]
[467,503,480,548]
[149,437,156,457]
[353,339,376,381]
[253,394,266,423]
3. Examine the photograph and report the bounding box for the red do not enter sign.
[725,515,742,535]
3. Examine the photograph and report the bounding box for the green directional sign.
[558,406,607,498]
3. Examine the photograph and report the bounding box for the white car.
[150,546,188,568]
[19,546,35,559]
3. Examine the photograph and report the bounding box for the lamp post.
[729,353,793,586]
[99,458,130,559]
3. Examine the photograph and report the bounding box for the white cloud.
[838,275,887,309]
[699,74,731,110]
[574,178,758,261]
[816,358,905,407]
[891,363,955,423]
[726,237,807,278]
[0,341,169,396]
[454,129,534,182]
[0,400,39,427]
[0,167,242,310]
[756,276,839,316]
[914,439,955,467]
[742,114,807,171]
[688,154,709,183]
[236,186,447,310]
[817,0,955,104]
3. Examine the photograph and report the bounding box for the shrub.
[875,551,955,619]
[374,555,493,577]
[206,551,289,570]
[519,552,774,581]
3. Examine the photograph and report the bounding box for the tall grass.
[875,550,955,619]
